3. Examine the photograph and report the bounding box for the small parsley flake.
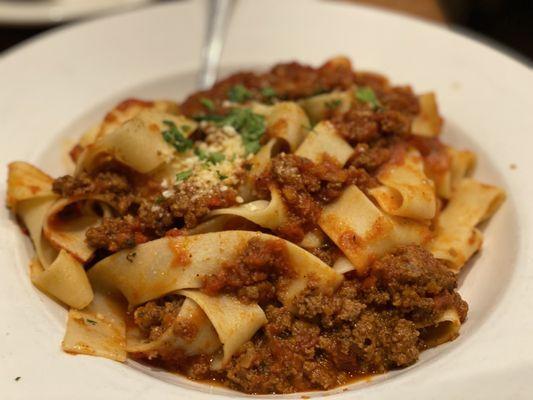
[194,147,207,160]
[85,319,97,326]
[207,152,225,164]
[176,169,193,181]
[200,98,215,111]
[325,99,342,109]
[162,120,193,152]
[228,84,252,103]
[261,87,277,98]
[195,108,266,154]
[194,148,225,164]
[216,171,228,180]
[355,87,381,110]
[154,196,164,204]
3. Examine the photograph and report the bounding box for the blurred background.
[0,0,531,63]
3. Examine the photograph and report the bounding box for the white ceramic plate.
[0,0,152,26]
[1,0,532,399]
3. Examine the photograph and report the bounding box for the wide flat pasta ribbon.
[299,90,353,124]
[209,187,289,230]
[43,197,112,263]
[369,148,437,220]
[8,162,93,309]
[418,308,461,348]
[63,231,342,364]
[412,92,442,137]
[319,185,431,275]
[429,146,476,199]
[266,102,310,151]
[95,99,180,141]
[179,290,266,367]
[125,297,221,357]
[295,120,353,166]
[429,178,505,272]
[77,110,196,174]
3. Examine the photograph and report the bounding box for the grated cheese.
[163,122,249,198]
[162,190,174,198]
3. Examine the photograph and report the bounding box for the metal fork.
[196,0,236,90]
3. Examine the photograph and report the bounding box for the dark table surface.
[1,0,531,64]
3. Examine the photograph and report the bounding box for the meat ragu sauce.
[133,239,466,394]
[48,58,468,394]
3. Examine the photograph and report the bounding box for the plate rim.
[0,1,532,399]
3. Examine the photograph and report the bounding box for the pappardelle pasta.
[7,57,505,394]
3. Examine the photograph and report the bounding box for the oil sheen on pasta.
[6,57,505,394]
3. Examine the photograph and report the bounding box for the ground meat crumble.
[255,153,378,242]
[47,59,469,395]
[132,241,467,394]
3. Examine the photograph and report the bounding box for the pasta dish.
[7,57,505,394]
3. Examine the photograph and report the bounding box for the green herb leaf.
[176,169,193,181]
[200,98,215,111]
[355,87,381,110]
[216,171,228,180]
[228,84,252,103]
[243,141,261,154]
[207,152,225,164]
[85,319,97,326]
[221,108,265,154]
[194,148,225,164]
[261,87,277,98]
[154,196,164,204]
[195,108,266,154]
[162,120,193,152]
[194,147,207,160]
[325,99,342,109]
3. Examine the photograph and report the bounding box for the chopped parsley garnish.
[195,108,266,154]
[220,109,265,154]
[200,97,215,111]
[228,84,252,103]
[176,169,193,181]
[194,148,226,164]
[85,319,97,326]
[207,152,225,164]
[325,99,342,109]
[261,87,277,99]
[162,120,193,152]
[154,196,164,204]
[355,87,381,110]
[216,171,228,180]
[194,147,206,159]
